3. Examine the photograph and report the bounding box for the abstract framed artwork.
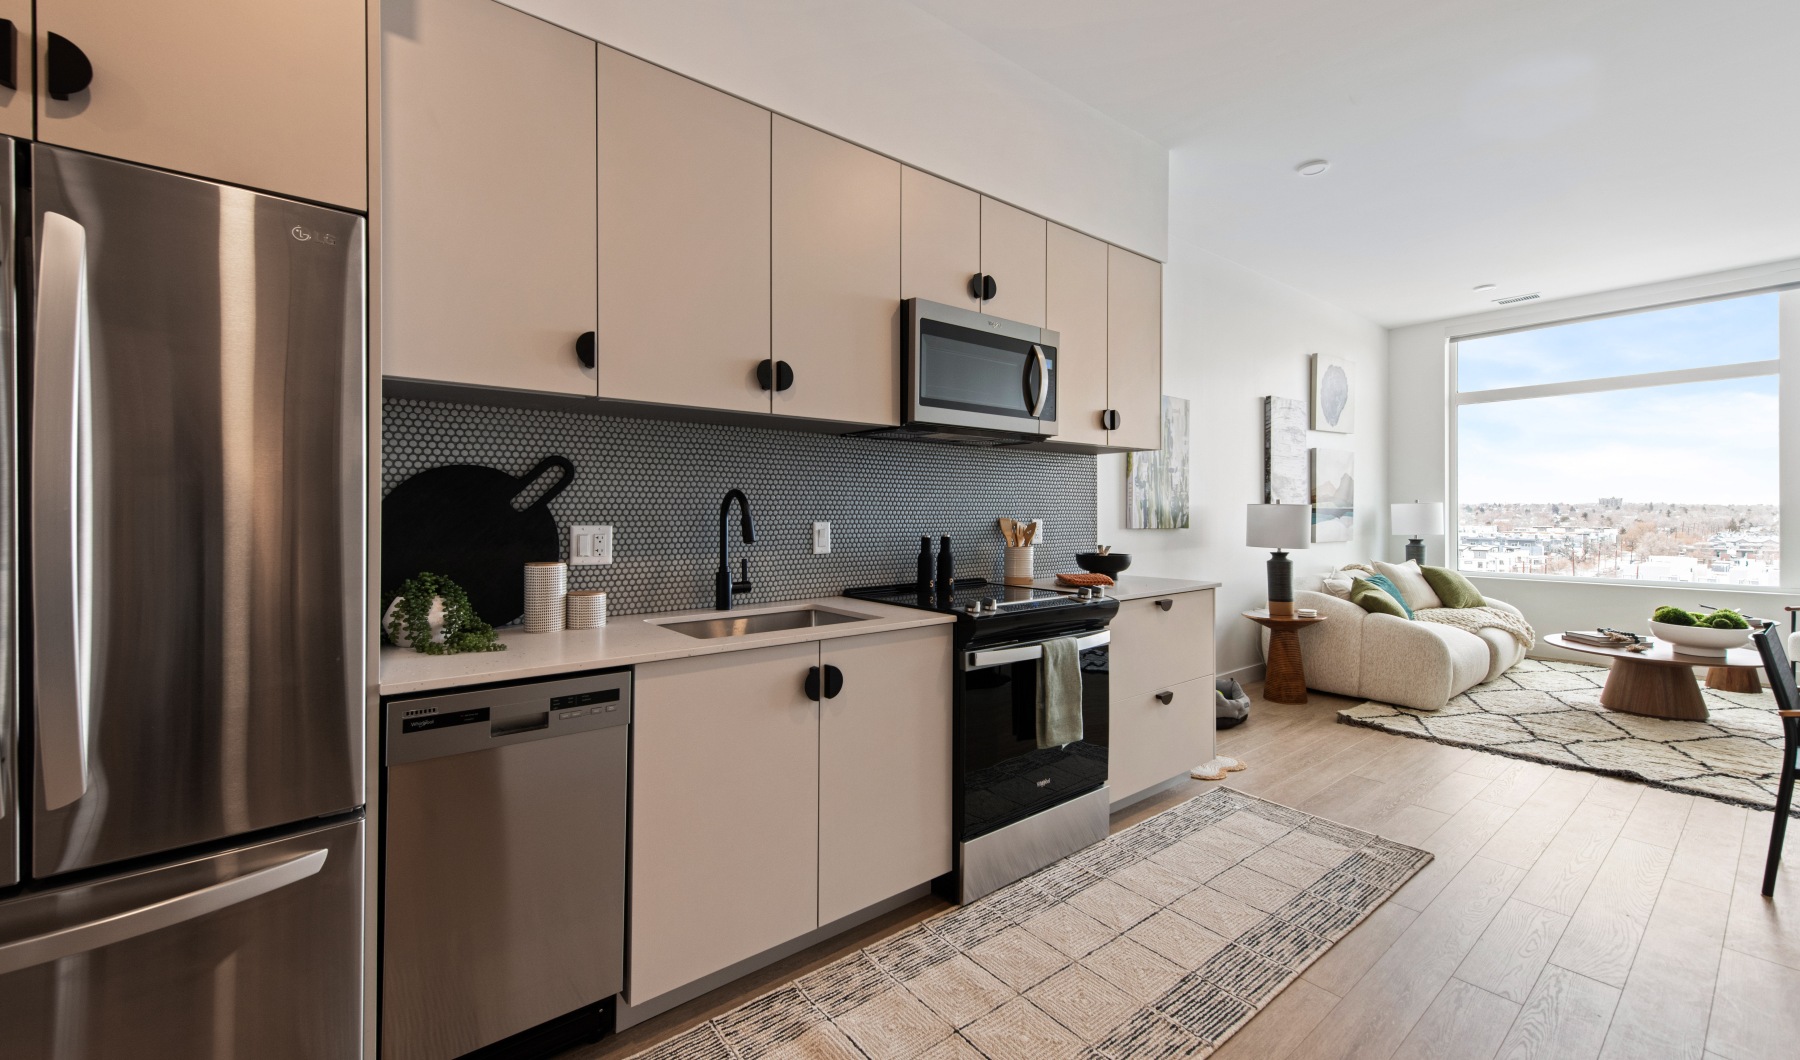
[1311,353,1355,433]
[1126,396,1190,529]
[1311,447,1354,542]
[1263,396,1308,504]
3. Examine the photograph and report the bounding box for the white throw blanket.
[1414,605,1537,652]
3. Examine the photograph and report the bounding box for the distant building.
[1599,497,1623,509]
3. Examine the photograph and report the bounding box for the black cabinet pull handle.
[1155,599,1174,612]
[46,33,93,100]
[574,331,596,369]
[0,21,16,91]
[1100,409,1120,431]
[968,273,985,300]
[823,664,844,700]
[1155,691,1175,704]
[805,666,822,702]
[983,274,997,300]
[756,359,794,392]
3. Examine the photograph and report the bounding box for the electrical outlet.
[812,522,832,555]
[1028,519,1044,543]
[570,524,614,565]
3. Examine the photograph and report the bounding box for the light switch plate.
[571,524,613,565]
[813,522,831,555]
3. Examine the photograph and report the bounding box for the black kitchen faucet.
[715,488,755,610]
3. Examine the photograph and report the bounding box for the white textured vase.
[383,595,447,648]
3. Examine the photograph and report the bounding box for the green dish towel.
[1037,637,1084,749]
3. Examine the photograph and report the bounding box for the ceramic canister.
[567,590,607,629]
[1003,545,1035,586]
[523,561,568,633]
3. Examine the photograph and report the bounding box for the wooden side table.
[1244,610,1327,705]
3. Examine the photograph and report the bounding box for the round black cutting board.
[381,456,575,628]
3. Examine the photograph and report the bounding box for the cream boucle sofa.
[1269,587,1530,711]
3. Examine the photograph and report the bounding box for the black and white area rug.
[1340,657,1795,815]
[629,788,1430,1060]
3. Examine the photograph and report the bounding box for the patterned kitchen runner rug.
[1340,657,1796,816]
[629,788,1430,1060]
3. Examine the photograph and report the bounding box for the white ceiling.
[905,0,1800,326]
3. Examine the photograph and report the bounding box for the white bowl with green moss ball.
[1647,615,1752,657]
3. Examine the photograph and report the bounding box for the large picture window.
[1451,291,1782,586]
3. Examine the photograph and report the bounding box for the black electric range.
[844,578,1118,901]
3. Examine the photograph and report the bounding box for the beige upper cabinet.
[628,642,822,1006]
[1045,224,1111,448]
[381,0,598,397]
[979,197,1046,327]
[818,627,952,924]
[900,167,979,310]
[37,0,365,209]
[1107,245,1164,450]
[598,46,771,413]
[0,1,30,139]
[771,117,901,427]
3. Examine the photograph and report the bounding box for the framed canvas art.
[1311,448,1354,542]
[1126,396,1190,529]
[1311,353,1355,433]
[1263,396,1307,504]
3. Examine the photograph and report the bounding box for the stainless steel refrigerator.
[0,142,366,1057]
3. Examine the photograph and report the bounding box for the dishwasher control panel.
[385,669,631,766]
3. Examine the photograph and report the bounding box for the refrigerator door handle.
[0,848,328,976]
[32,211,93,811]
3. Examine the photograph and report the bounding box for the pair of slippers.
[1191,755,1246,782]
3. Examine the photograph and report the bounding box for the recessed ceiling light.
[1472,284,1497,292]
[1295,159,1330,176]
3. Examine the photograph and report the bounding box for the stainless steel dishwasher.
[381,670,630,1060]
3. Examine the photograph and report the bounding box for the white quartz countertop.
[379,596,955,696]
[1024,574,1221,602]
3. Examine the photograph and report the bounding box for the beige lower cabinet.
[1108,589,1216,804]
[629,625,952,1004]
[771,116,901,427]
[628,641,821,1005]
[818,627,953,924]
[1106,245,1164,451]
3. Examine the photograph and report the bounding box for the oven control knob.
[964,602,982,615]
[982,598,1000,613]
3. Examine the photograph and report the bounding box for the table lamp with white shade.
[1391,501,1444,565]
[1246,502,1312,617]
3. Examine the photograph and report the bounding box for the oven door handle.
[964,629,1109,671]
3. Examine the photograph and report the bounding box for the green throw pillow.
[1350,577,1409,619]
[1420,565,1485,609]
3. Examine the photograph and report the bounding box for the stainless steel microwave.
[903,298,1058,442]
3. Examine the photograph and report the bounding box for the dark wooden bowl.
[1075,552,1132,576]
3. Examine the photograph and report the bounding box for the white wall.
[1388,258,1800,656]
[1099,154,1388,677]
[505,0,1169,259]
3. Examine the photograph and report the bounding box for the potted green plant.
[384,572,506,655]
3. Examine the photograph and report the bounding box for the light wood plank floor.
[569,684,1798,1060]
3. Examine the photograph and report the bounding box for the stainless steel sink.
[660,608,868,639]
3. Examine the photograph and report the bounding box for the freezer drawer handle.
[33,211,93,811]
[964,629,1110,671]
[0,848,328,976]
[45,33,93,100]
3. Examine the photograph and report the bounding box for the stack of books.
[1561,628,1644,648]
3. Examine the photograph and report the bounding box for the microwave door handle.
[964,629,1109,671]
[33,211,92,810]
[1027,345,1049,418]
[0,848,328,975]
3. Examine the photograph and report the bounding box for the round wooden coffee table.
[1544,633,1763,721]
[1244,610,1327,705]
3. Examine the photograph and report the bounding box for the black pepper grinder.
[936,535,955,601]
[916,536,934,594]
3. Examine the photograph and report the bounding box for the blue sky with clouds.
[1457,293,1780,505]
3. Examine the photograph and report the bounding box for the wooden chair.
[1752,626,1800,897]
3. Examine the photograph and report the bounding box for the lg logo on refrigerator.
[290,225,338,246]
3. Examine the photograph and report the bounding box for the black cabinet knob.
[1155,599,1174,612]
[983,274,997,301]
[756,359,795,392]
[823,664,844,700]
[1100,409,1121,431]
[0,21,17,91]
[968,273,985,300]
[1155,691,1175,705]
[805,666,822,702]
[46,33,93,100]
[575,331,596,369]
